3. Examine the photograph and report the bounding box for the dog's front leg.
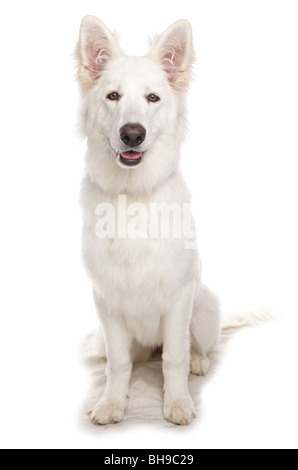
[162,281,196,425]
[91,296,132,425]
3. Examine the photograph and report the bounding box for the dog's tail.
[221,306,277,331]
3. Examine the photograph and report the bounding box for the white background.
[0,0,297,449]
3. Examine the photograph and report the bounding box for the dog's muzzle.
[117,150,144,167]
[117,123,146,167]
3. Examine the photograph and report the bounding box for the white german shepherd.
[76,15,220,425]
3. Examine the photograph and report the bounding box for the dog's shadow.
[78,331,234,432]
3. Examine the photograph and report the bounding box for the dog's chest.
[84,232,173,303]
[81,176,198,333]
[86,236,170,345]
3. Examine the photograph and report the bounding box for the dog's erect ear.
[77,16,122,90]
[148,20,194,92]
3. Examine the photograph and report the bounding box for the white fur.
[77,16,221,425]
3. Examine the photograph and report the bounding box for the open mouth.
[117,151,144,167]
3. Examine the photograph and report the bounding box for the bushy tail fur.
[221,306,277,331]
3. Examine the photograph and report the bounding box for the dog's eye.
[147,94,160,103]
[107,92,120,101]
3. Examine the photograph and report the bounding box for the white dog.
[76,15,220,425]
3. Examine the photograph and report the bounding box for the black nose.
[120,123,146,148]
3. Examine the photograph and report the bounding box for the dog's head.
[76,16,194,193]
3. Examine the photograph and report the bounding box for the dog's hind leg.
[190,285,221,376]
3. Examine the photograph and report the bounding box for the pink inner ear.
[85,27,111,81]
[161,30,187,83]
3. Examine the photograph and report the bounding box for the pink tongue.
[121,151,142,160]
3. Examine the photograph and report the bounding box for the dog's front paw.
[164,397,195,425]
[90,399,125,425]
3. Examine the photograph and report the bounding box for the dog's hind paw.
[191,352,210,376]
[163,397,195,425]
[90,400,125,425]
